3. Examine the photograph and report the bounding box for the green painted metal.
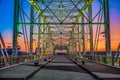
[88,4,94,58]
[81,16,85,55]
[12,0,112,66]
[29,5,34,55]
[104,0,111,64]
[13,0,19,56]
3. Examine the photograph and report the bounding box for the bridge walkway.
[72,58,120,80]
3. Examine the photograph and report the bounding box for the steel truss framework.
[13,0,111,63]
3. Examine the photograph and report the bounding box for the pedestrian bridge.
[0,0,120,80]
[0,55,120,80]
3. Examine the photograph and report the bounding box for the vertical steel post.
[82,16,85,55]
[45,25,47,54]
[30,5,34,55]
[70,31,72,54]
[78,18,82,58]
[40,18,43,57]
[48,26,51,54]
[78,25,81,58]
[71,27,74,54]
[72,27,75,54]
[104,0,111,64]
[12,0,19,56]
[75,27,77,56]
[42,24,45,57]
[88,4,94,59]
[38,17,42,48]
[36,16,42,55]
[38,21,40,48]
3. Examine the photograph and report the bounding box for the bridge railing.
[0,54,54,68]
[0,56,27,67]
[67,54,120,68]
[84,55,120,67]
[0,57,4,67]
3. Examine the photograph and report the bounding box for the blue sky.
[0,0,13,37]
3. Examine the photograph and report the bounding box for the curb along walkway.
[0,58,51,80]
[75,59,120,80]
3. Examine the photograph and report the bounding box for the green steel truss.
[13,0,111,63]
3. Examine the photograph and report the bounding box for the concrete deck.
[29,56,97,80]
[0,59,49,80]
[74,59,120,80]
[2,55,118,80]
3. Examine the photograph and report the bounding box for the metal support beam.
[28,0,47,23]
[78,25,81,58]
[18,22,105,25]
[88,4,94,58]
[104,0,111,64]
[0,33,9,65]
[38,17,41,48]
[12,0,112,65]
[82,16,85,55]
[76,0,94,22]
[29,5,34,55]
[12,0,19,56]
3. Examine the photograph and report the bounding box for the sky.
[0,0,120,51]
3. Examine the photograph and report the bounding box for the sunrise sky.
[0,0,120,51]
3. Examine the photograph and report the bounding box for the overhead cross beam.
[75,0,94,22]
[28,0,47,23]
